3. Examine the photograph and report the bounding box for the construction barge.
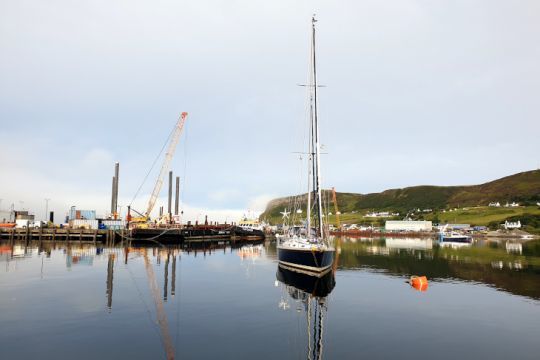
[0,224,265,246]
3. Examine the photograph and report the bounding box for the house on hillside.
[489,202,501,207]
[385,220,432,232]
[366,211,399,218]
[504,202,520,207]
[504,220,521,230]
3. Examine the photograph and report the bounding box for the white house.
[385,220,433,232]
[504,220,521,230]
[489,202,501,207]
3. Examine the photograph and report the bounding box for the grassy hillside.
[261,170,540,228]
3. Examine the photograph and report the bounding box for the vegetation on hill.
[260,170,540,229]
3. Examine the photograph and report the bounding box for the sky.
[1,0,539,222]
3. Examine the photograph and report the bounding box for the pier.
[0,224,265,247]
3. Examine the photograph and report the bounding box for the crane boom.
[146,112,188,217]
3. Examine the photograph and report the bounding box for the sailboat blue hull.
[277,247,335,273]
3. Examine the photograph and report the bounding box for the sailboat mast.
[311,16,324,239]
[306,92,312,235]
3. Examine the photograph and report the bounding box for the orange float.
[410,275,428,291]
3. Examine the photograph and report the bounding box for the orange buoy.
[410,275,428,291]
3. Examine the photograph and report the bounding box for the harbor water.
[1,237,540,359]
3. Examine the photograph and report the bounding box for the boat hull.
[277,246,335,273]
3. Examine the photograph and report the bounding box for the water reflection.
[106,254,114,311]
[276,266,335,360]
[336,236,540,300]
[2,239,540,359]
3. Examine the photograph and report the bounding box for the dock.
[0,224,265,247]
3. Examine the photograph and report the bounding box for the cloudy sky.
[1,0,539,222]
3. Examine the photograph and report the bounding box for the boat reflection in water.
[276,265,336,360]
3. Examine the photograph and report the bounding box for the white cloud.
[81,148,114,170]
[207,189,241,203]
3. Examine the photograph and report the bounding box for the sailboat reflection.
[276,266,336,360]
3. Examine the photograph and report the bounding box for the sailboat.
[277,16,335,275]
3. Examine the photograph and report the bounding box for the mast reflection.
[171,254,176,296]
[276,266,335,360]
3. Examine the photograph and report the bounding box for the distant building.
[69,206,97,221]
[504,202,520,208]
[366,211,399,218]
[385,220,432,232]
[0,210,31,222]
[504,220,521,230]
[489,202,501,207]
[447,224,471,230]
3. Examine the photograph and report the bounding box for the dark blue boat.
[277,240,335,273]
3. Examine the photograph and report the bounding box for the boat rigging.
[277,16,335,274]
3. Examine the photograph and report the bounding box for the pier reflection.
[106,254,114,311]
[276,266,336,360]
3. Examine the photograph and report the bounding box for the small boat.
[237,217,263,232]
[233,217,265,239]
[438,224,472,243]
[277,16,335,274]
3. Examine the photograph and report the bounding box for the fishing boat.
[438,225,472,243]
[277,16,335,274]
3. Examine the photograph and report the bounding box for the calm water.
[1,237,540,359]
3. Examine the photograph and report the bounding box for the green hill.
[261,170,540,227]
